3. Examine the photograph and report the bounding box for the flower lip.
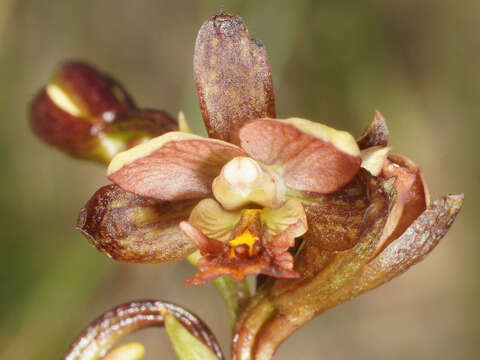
[228,227,260,258]
[181,199,307,285]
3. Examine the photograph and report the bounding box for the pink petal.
[371,153,430,257]
[179,221,224,255]
[108,133,246,201]
[238,119,361,194]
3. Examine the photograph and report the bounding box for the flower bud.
[30,61,177,163]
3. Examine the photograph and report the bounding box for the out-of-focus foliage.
[0,0,477,359]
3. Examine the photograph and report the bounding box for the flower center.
[229,228,259,258]
[223,157,262,195]
[212,157,283,210]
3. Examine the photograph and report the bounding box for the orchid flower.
[30,10,463,360]
[103,113,361,285]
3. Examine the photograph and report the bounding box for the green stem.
[188,252,251,328]
[213,276,250,329]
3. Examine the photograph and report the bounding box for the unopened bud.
[30,61,177,163]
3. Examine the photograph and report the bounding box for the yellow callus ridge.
[229,228,259,257]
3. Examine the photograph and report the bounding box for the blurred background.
[0,0,477,359]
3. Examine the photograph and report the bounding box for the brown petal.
[179,221,225,256]
[63,300,224,360]
[232,172,394,360]
[357,110,389,150]
[108,133,246,201]
[239,118,361,194]
[194,12,275,143]
[372,153,430,257]
[300,169,386,253]
[77,184,197,263]
[272,172,394,298]
[357,194,463,290]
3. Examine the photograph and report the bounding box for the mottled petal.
[357,194,463,289]
[108,132,246,201]
[194,12,275,143]
[372,153,430,257]
[357,109,389,149]
[76,184,197,263]
[239,118,361,194]
[291,169,377,256]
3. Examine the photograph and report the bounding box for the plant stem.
[188,252,251,328]
[213,276,250,329]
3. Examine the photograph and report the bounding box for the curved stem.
[63,299,224,360]
[231,294,277,360]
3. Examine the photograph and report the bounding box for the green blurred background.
[0,0,477,359]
